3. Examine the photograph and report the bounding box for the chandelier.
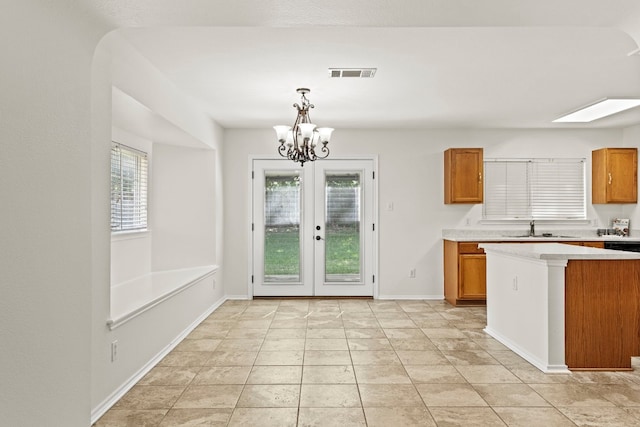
[273,88,334,166]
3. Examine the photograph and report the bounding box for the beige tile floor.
[95,299,640,426]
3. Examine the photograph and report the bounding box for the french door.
[252,159,376,297]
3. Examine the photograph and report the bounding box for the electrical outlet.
[111,340,119,362]
[409,268,416,278]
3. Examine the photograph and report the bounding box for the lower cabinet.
[444,240,486,306]
[443,239,606,306]
[582,241,605,249]
[459,254,486,300]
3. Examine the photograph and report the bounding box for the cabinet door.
[593,148,637,204]
[459,254,486,299]
[445,148,483,204]
[607,149,637,203]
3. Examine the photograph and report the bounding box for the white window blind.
[483,158,586,220]
[111,143,148,232]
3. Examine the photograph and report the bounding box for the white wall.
[91,32,226,419]
[223,127,626,299]
[0,3,107,425]
[151,143,217,271]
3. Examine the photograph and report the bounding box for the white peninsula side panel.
[481,245,569,373]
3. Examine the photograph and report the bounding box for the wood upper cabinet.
[592,148,637,204]
[444,148,483,204]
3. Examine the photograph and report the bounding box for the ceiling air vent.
[328,68,377,78]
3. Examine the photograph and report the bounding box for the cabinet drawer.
[458,242,484,254]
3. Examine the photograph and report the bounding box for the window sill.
[107,265,218,330]
[111,229,150,241]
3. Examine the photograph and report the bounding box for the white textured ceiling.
[90,0,640,129]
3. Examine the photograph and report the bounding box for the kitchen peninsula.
[479,243,640,372]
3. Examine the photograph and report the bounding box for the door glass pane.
[264,172,301,282]
[325,173,361,282]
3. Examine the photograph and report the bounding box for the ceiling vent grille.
[328,68,377,78]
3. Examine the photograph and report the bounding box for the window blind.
[264,174,301,227]
[111,143,148,232]
[483,158,585,220]
[326,174,361,225]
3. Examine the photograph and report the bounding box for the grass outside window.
[264,225,360,276]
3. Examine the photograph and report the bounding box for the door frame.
[247,155,379,299]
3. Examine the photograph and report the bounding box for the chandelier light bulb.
[316,127,334,144]
[298,123,316,141]
[273,125,291,142]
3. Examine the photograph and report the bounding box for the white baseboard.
[224,294,444,301]
[225,294,251,300]
[484,326,570,374]
[377,294,444,300]
[90,296,228,424]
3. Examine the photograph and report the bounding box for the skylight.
[553,98,640,123]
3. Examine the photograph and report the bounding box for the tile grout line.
[296,304,309,427]
[343,306,369,426]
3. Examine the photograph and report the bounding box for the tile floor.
[95,299,640,426]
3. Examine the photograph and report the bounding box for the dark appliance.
[603,241,640,253]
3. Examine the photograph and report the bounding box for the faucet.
[529,220,535,237]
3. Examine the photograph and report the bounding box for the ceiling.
[93,0,640,130]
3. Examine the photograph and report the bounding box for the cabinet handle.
[478,172,482,182]
[608,172,612,185]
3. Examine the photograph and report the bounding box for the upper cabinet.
[592,148,637,204]
[444,148,483,204]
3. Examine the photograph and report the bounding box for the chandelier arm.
[305,108,312,125]
[315,143,330,159]
[308,147,318,162]
[292,110,302,153]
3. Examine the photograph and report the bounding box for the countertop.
[442,229,640,242]
[479,242,640,260]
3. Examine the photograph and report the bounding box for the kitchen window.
[483,158,586,220]
[110,142,148,232]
